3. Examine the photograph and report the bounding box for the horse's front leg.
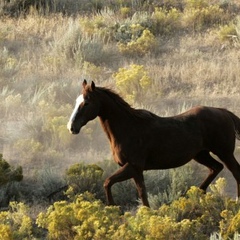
[104,162,148,206]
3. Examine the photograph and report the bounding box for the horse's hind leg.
[132,174,149,207]
[218,153,240,199]
[194,151,224,192]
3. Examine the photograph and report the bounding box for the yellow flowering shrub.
[183,4,224,31]
[209,177,227,196]
[0,202,33,239]
[66,163,104,199]
[118,27,156,56]
[184,0,208,9]
[218,23,239,45]
[112,191,211,239]
[119,7,131,18]
[220,203,240,239]
[1,178,240,239]
[24,179,240,238]
[0,224,12,240]
[113,64,152,102]
[151,7,181,35]
[36,192,122,240]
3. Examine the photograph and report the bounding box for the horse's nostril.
[70,126,76,134]
[67,121,75,133]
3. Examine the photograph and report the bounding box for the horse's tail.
[226,110,240,140]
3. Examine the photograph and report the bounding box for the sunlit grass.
[0,5,240,166]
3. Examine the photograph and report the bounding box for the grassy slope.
[0,1,240,198]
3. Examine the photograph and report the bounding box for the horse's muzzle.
[70,129,80,135]
[67,121,80,134]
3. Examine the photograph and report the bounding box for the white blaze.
[67,94,84,131]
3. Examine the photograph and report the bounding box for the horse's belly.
[144,155,193,170]
[144,141,201,170]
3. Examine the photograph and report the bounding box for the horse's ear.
[91,81,95,91]
[82,79,87,88]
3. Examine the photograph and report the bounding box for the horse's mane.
[96,87,158,119]
[97,87,130,107]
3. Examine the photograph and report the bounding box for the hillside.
[0,1,240,238]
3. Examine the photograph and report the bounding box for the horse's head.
[67,80,100,134]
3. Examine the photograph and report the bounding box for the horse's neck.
[98,99,132,143]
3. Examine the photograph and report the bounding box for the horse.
[67,80,240,207]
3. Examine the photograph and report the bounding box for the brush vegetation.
[1,0,240,239]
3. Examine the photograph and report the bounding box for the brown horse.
[67,80,240,207]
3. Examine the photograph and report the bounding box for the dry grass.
[0,4,240,189]
[146,33,240,98]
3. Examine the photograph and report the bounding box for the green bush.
[0,154,23,185]
[0,154,23,206]
[66,163,104,200]
[146,164,201,208]
[64,160,204,209]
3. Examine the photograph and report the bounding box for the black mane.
[96,87,158,119]
[97,87,132,109]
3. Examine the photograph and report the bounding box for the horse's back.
[144,106,236,169]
